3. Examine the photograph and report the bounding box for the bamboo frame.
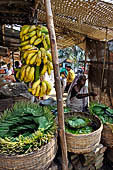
[44,0,68,170]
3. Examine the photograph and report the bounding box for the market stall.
[0,1,113,170]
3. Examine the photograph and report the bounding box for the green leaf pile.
[89,102,113,124]
[65,116,93,135]
[0,102,57,155]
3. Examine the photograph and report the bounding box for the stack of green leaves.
[0,102,56,155]
[89,102,113,124]
[65,116,93,135]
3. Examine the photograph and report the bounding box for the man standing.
[65,64,75,92]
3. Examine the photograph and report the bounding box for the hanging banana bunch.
[18,24,53,96]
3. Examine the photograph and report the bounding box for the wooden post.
[99,28,107,102]
[84,40,87,74]
[44,1,68,170]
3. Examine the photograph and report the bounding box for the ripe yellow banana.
[25,65,31,79]
[36,55,41,66]
[44,80,52,95]
[34,38,42,45]
[46,51,52,62]
[48,61,53,70]
[26,52,36,65]
[37,30,42,37]
[29,25,36,32]
[29,53,37,65]
[32,79,40,90]
[29,30,36,37]
[20,31,23,39]
[28,49,38,54]
[42,39,48,50]
[45,35,50,46]
[20,40,30,47]
[41,64,47,75]
[35,85,40,96]
[20,65,27,81]
[22,45,33,51]
[28,67,35,82]
[41,81,47,94]
[22,25,30,35]
[43,55,48,64]
[37,25,42,31]
[23,51,29,59]
[24,34,29,40]
[30,35,37,45]
[40,48,46,58]
[28,88,32,93]
[16,71,20,80]
[32,88,37,96]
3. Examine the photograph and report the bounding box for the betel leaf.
[34,116,53,130]
[65,116,91,129]
[65,126,93,134]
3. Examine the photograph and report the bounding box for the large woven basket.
[0,136,57,170]
[64,112,103,154]
[101,124,113,148]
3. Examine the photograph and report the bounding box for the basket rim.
[0,134,57,159]
[65,111,103,137]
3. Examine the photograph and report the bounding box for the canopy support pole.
[99,28,108,103]
[44,1,68,170]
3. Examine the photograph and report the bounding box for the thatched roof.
[0,0,113,51]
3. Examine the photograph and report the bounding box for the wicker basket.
[101,124,113,148]
[64,112,103,154]
[0,136,57,170]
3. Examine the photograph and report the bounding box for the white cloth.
[66,86,88,112]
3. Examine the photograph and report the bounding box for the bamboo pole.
[99,28,107,103]
[44,1,68,170]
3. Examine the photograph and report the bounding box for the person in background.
[14,61,20,82]
[66,74,97,112]
[60,68,67,94]
[6,63,12,76]
[65,64,75,92]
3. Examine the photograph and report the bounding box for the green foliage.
[65,116,91,129]
[0,102,57,155]
[65,116,93,135]
[89,102,113,124]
